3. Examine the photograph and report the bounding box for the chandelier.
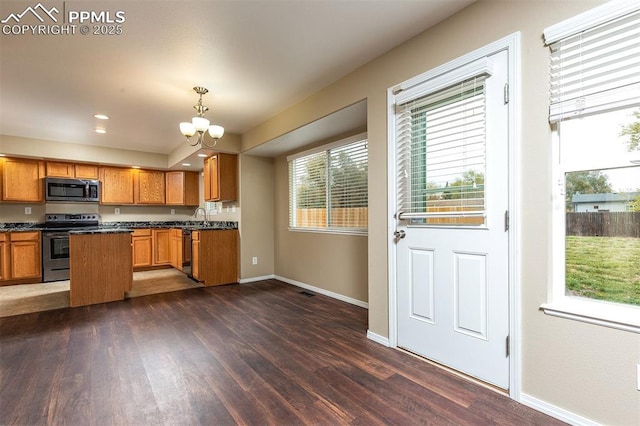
[179,86,224,148]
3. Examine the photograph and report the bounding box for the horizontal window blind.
[396,76,487,224]
[545,8,640,122]
[289,137,368,231]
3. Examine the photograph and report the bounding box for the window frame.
[287,132,368,235]
[541,1,640,334]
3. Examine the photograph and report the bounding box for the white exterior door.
[394,50,510,389]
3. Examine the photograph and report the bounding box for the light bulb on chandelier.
[179,86,224,148]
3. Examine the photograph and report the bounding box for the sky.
[561,106,640,192]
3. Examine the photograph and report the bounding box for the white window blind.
[544,5,640,122]
[289,136,368,232]
[396,76,487,225]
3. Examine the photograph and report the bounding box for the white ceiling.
[0,0,474,158]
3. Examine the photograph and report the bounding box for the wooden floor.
[0,269,203,318]
[0,279,564,425]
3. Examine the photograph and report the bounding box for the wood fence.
[295,208,368,228]
[566,212,640,238]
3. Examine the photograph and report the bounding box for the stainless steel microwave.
[45,177,100,202]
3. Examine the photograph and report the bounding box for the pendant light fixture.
[179,86,224,148]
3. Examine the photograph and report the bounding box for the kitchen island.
[69,229,133,307]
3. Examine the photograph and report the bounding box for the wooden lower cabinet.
[70,232,132,307]
[152,229,170,266]
[0,231,41,284]
[132,229,152,268]
[132,228,171,269]
[0,234,9,282]
[169,229,183,270]
[191,229,238,286]
[191,231,200,280]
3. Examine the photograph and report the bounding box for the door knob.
[394,229,406,239]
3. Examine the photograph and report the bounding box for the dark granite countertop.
[0,223,45,232]
[69,228,134,235]
[100,221,238,230]
[0,221,238,232]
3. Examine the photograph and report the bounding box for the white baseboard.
[274,275,368,309]
[238,274,275,284]
[520,393,601,426]
[366,330,390,346]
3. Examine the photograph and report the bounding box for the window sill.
[288,227,367,236]
[541,298,640,334]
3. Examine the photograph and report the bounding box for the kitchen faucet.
[193,207,208,224]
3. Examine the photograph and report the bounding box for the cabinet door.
[191,231,200,280]
[203,158,212,201]
[169,229,183,270]
[100,167,134,204]
[165,172,185,205]
[75,164,99,179]
[184,171,200,206]
[152,229,171,265]
[135,170,165,204]
[1,158,44,202]
[10,240,41,280]
[132,236,152,268]
[209,155,220,201]
[0,237,8,282]
[46,161,75,177]
[166,171,200,206]
[204,153,237,202]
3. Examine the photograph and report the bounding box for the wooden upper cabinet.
[46,161,99,179]
[46,161,74,178]
[166,171,199,205]
[100,167,134,204]
[0,157,44,203]
[204,153,237,202]
[134,170,165,204]
[74,164,99,179]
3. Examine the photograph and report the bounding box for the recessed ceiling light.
[197,153,208,158]
[182,163,191,166]
[95,129,106,134]
[94,114,109,120]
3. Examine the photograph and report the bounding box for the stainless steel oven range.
[42,213,99,282]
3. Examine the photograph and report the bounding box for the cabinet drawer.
[132,229,152,237]
[10,231,40,242]
[0,233,7,242]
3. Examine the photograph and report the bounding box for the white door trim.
[386,32,521,400]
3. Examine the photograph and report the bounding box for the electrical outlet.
[114,207,120,215]
[252,257,258,265]
[637,364,640,391]
[170,209,175,215]
[24,207,31,215]
[231,205,236,213]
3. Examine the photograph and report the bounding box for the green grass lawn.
[565,236,640,306]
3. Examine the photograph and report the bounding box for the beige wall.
[239,154,275,279]
[272,156,368,303]
[239,1,639,424]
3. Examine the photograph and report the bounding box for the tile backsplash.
[0,202,240,224]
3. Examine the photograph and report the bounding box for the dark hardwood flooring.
[0,279,564,425]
